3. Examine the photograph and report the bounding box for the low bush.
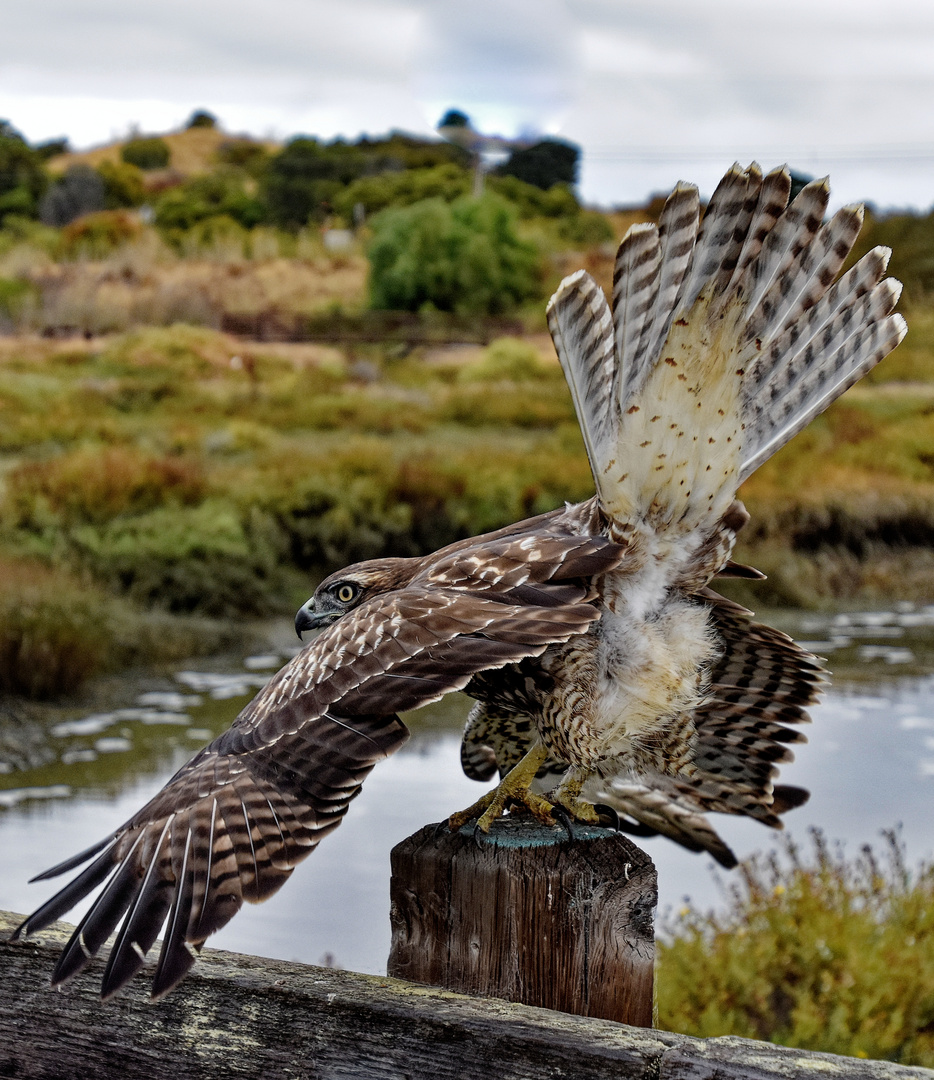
[0,558,115,697]
[60,209,143,258]
[333,164,470,219]
[96,160,146,209]
[4,445,206,529]
[457,336,551,382]
[68,500,290,616]
[658,830,934,1067]
[121,136,170,170]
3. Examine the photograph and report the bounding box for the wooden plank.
[2,910,932,1080]
[388,818,655,1024]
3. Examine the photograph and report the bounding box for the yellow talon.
[550,766,601,825]
[447,742,554,832]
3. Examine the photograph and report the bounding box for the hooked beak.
[294,601,337,640]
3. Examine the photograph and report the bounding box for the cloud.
[413,0,580,134]
[2,0,934,208]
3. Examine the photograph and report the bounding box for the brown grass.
[6,242,368,335]
[46,125,280,178]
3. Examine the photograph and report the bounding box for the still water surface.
[4,604,934,976]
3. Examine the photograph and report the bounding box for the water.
[4,604,934,976]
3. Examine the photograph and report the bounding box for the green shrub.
[559,208,615,246]
[0,121,47,222]
[368,194,542,315]
[496,138,579,189]
[457,337,551,382]
[0,557,115,697]
[69,500,289,615]
[155,171,267,232]
[486,175,580,219]
[4,445,206,529]
[96,160,145,208]
[334,164,471,219]
[186,109,217,129]
[60,209,142,258]
[121,136,170,170]
[264,136,366,227]
[216,139,271,176]
[0,277,37,324]
[658,830,934,1067]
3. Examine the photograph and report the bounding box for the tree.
[186,110,217,130]
[367,193,541,315]
[263,136,368,227]
[497,138,579,190]
[0,120,47,222]
[154,170,267,232]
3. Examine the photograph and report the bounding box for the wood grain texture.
[387,819,656,1025]
[2,909,931,1080]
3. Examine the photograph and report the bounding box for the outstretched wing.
[547,163,906,543]
[14,529,623,1000]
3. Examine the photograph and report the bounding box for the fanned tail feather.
[547,163,906,538]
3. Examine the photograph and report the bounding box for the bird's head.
[294,557,418,639]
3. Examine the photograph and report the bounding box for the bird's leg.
[447,742,555,833]
[551,767,601,826]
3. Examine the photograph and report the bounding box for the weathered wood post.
[388,817,656,1026]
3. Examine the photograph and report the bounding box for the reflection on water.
[3,604,934,977]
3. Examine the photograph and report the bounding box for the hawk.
[12,164,906,1000]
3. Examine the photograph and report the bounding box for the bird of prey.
[12,164,906,1000]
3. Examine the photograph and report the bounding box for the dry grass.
[3,238,368,335]
[46,125,280,178]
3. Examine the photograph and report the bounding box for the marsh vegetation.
[3,115,934,1066]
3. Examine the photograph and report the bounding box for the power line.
[584,145,934,165]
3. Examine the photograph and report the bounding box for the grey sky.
[3,0,933,209]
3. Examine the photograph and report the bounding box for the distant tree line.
[0,112,615,315]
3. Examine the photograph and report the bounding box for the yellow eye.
[336,584,357,604]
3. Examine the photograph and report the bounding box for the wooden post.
[388,817,656,1026]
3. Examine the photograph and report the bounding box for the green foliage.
[60,209,142,258]
[354,132,469,170]
[264,134,467,228]
[121,136,170,170]
[486,175,579,219]
[0,557,115,697]
[558,208,615,246]
[0,277,37,324]
[0,121,47,222]
[334,164,471,219]
[264,136,368,227]
[186,109,217,129]
[68,500,288,616]
[848,210,934,303]
[155,170,267,233]
[457,337,550,382]
[497,138,579,190]
[33,137,70,161]
[96,160,145,208]
[216,139,271,177]
[658,831,934,1067]
[5,445,205,528]
[367,194,542,314]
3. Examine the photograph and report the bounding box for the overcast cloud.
[2,0,933,209]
